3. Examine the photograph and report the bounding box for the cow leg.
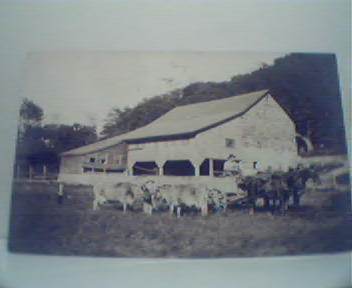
[249,198,255,215]
[169,204,174,216]
[264,197,271,210]
[143,202,153,215]
[222,203,227,213]
[151,195,157,212]
[278,190,288,214]
[93,196,104,210]
[274,198,279,210]
[284,191,290,211]
[201,203,208,216]
[293,190,300,207]
[269,198,277,215]
[284,197,289,211]
[176,206,182,218]
[93,199,98,210]
[279,197,285,214]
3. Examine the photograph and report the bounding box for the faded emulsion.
[9,52,351,258]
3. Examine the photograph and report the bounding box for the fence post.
[29,166,33,182]
[16,165,20,179]
[58,183,64,204]
[43,165,47,179]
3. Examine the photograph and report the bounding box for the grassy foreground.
[8,182,352,258]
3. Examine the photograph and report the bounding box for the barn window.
[98,154,108,164]
[225,138,235,148]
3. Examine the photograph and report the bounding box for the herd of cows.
[90,165,321,217]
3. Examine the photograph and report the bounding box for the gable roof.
[62,89,269,156]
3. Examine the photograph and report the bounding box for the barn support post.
[195,166,200,176]
[156,160,166,176]
[191,159,202,177]
[209,158,214,176]
[127,161,135,176]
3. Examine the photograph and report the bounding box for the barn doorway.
[199,159,226,176]
[213,159,226,176]
[133,161,158,175]
[200,159,209,176]
[163,160,195,176]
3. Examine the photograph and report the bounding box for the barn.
[58,90,298,183]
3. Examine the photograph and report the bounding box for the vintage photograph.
[9,51,351,258]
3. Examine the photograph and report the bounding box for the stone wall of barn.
[194,94,298,170]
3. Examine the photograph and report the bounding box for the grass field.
[8,181,352,258]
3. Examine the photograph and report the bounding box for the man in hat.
[223,154,242,176]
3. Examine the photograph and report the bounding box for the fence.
[14,164,59,181]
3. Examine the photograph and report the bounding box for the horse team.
[91,165,320,217]
[236,166,320,214]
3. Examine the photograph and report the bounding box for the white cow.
[155,184,208,217]
[92,182,144,212]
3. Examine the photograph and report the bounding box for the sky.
[21,51,285,133]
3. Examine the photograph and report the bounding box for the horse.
[285,166,321,208]
[237,175,268,215]
[264,172,290,214]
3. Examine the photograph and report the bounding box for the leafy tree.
[18,98,43,139]
[42,123,97,154]
[19,98,43,123]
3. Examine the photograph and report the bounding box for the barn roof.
[62,89,269,156]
